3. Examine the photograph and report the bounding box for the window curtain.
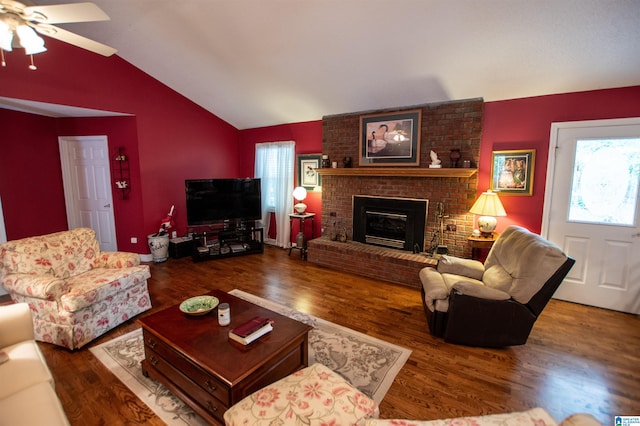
[254,141,295,248]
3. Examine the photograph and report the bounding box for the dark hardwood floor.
[36,245,639,425]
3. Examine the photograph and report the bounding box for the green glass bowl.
[179,295,219,316]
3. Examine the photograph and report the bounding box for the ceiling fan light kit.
[0,1,117,70]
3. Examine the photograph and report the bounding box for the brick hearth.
[309,98,483,287]
[307,237,437,289]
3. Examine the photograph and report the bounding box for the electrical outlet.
[329,212,337,217]
[131,237,138,244]
[445,224,457,232]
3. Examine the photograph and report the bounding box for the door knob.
[104,204,111,208]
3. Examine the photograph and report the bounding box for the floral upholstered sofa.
[223,363,601,426]
[0,228,152,350]
[361,408,602,426]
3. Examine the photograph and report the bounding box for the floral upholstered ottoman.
[224,363,379,425]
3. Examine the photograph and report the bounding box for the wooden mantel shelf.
[316,167,477,178]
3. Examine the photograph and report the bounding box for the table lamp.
[469,190,507,237]
[293,186,308,214]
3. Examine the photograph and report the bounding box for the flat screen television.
[185,178,262,226]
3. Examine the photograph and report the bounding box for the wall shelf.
[112,147,131,199]
[316,167,477,178]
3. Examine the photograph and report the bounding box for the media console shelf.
[190,224,263,262]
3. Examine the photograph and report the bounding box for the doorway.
[542,118,640,314]
[0,196,6,296]
[58,136,118,251]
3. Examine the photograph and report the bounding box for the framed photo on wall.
[490,149,536,195]
[359,109,421,166]
[297,154,322,190]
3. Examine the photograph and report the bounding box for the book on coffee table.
[229,322,273,345]
[230,316,271,336]
[229,316,274,345]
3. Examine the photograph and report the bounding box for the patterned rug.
[90,289,411,426]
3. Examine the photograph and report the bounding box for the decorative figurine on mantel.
[429,150,442,168]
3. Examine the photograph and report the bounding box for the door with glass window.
[542,118,640,314]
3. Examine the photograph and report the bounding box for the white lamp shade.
[0,20,13,52]
[16,25,46,55]
[292,186,307,202]
[470,190,506,235]
[469,190,507,217]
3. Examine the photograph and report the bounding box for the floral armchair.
[0,228,152,350]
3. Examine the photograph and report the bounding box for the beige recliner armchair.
[420,226,575,347]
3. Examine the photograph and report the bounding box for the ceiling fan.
[0,0,117,67]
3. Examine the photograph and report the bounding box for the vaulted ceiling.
[22,0,640,129]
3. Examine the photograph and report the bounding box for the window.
[568,138,640,226]
[255,141,295,247]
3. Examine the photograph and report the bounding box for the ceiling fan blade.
[23,2,110,24]
[34,23,117,56]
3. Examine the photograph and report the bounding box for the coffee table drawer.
[144,346,227,423]
[143,331,229,405]
[231,338,307,400]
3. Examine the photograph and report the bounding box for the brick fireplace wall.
[308,98,483,288]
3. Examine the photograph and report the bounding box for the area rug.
[90,289,411,425]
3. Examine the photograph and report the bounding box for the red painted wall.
[238,121,324,238]
[55,116,145,252]
[0,38,240,251]
[481,85,640,233]
[0,109,68,239]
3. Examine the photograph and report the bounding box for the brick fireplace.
[307,98,483,288]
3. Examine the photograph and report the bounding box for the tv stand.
[190,222,263,262]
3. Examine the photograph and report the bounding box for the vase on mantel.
[449,149,461,168]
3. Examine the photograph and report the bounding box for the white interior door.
[59,136,117,251]
[542,118,640,314]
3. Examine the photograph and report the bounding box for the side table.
[468,233,499,261]
[289,213,315,260]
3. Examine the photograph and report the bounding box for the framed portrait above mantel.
[490,149,536,196]
[358,109,421,166]
[297,154,322,190]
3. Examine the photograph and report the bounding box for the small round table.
[468,233,499,261]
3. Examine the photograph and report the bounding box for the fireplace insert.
[353,196,428,252]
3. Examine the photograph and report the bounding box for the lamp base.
[294,203,307,214]
[477,215,497,237]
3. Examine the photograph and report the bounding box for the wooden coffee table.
[138,289,312,425]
